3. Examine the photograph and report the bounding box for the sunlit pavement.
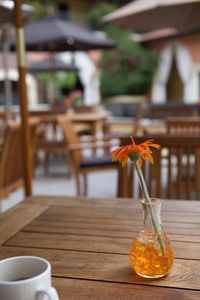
[1,158,118,212]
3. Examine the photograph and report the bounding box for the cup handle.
[36,287,59,300]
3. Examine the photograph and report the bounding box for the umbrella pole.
[2,24,13,120]
[13,0,32,196]
[50,52,57,106]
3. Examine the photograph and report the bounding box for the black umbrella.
[28,56,79,103]
[28,57,79,72]
[10,16,116,51]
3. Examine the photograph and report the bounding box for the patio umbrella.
[27,57,79,73]
[7,13,116,197]
[28,56,79,103]
[102,0,200,31]
[10,16,116,52]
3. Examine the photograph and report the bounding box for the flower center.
[128,152,140,161]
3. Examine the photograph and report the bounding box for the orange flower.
[111,137,161,167]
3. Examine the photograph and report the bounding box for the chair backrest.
[148,104,197,120]
[0,119,39,199]
[132,102,147,134]
[57,115,83,168]
[166,117,200,135]
[36,115,63,143]
[119,135,200,200]
[0,111,6,130]
[0,122,23,198]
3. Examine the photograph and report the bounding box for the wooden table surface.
[69,111,110,136]
[1,195,200,300]
[69,110,109,121]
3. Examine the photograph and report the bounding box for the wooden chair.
[0,110,6,132]
[34,115,67,173]
[0,120,39,203]
[142,116,200,136]
[103,102,147,136]
[148,103,197,120]
[166,117,200,135]
[0,122,23,200]
[35,114,90,175]
[118,135,200,200]
[57,115,119,196]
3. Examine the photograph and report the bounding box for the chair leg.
[83,174,87,196]
[117,164,129,197]
[66,155,73,179]
[0,199,2,212]
[75,174,81,196]
[44,152,50,174]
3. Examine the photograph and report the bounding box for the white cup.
[0,256,59,300]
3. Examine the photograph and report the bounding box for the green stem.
[134,161,166,256]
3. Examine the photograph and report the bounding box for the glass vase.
[129,198,174,278]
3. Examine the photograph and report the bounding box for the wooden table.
[69,110,110,136]
[1,196,200,299]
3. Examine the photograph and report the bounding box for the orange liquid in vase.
[129,230,174,278]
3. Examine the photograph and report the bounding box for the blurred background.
[0,0,160,117]
[1,0,200,210]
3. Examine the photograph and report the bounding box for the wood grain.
[5,231,200,260]
[24,220,200,242]
[27,203,200,223]
[0,246,200,291]
[1,196,200,299]
[0,203,48,245]
[53,277,200,300]
[26,195,200,212]
[23,205,200,240]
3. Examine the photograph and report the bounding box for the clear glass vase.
[129,198,174,278]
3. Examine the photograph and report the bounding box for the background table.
[0,195,200,299]
[69,110,110,136]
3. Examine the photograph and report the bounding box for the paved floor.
[33,157,118,198]
[1,157,118,212]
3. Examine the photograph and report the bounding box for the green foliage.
[29,0,57,19]
[89,2,158,97]
[90,2,117,30]
[36,71,77,101]
[36,72,76,89]
[56,72,77,89]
